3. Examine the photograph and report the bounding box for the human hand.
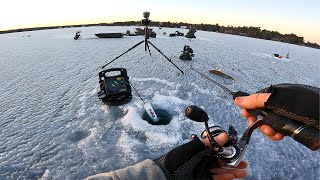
[155,132,247,180]
[234,93,284,141]
[211,160,247,180]
[201,133,247,180]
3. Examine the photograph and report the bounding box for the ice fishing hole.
[142,109,172,125]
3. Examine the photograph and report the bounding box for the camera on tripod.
[141,19,150,26]
[141,11,151,26]
[101,11,184,74]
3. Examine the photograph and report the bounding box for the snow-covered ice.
[0,26,319,179]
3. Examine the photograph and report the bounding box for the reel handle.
[185,106,223,152]
[185,105,209,123]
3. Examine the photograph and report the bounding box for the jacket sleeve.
[84,159,167,180]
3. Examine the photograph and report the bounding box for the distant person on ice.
[85,84,319,180]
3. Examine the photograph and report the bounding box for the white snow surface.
[0,26,319,179]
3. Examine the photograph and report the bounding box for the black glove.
[258,83,319,129]
[154,138,218,180]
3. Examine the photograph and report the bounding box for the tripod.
[101,18,184,74]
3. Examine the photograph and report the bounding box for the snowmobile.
[272,53,289,59]
[134,28,156,37]
[169,31,184,37]
[125,30,138,36]
[149,30,157,38]
[97,68,132,106]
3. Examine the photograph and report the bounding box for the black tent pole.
[102,40,144,69]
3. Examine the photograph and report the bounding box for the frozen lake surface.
[0,26,319,179]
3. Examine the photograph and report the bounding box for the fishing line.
[171,56,236,95]
[188,66,235,95]
[129,81,145,103]
[89,52,99,62]
[129,80,160,122]
[173,54,236,80]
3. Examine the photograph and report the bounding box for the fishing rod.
[181,62,319,151]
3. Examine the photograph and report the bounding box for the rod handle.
[233,91,320,150]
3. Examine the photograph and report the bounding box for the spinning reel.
[185,105,264,167]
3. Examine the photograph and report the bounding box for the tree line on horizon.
[113,21,320,49]
[0,21,319,49]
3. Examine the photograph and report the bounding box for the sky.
[1,0,319,43]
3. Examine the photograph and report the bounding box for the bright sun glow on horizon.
[1,0,319,43]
